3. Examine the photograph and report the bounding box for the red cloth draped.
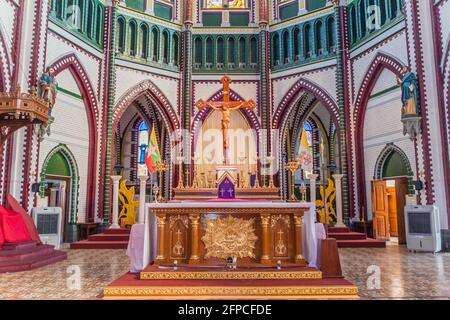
[6,194,41,244]
[0,219,4,246]
[0,206,31,243]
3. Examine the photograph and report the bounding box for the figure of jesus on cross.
[195,75,256,164]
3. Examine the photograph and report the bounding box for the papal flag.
[298,128,313,172]
[145,126,161,174]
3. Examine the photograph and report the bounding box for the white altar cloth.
[143,201,318,268]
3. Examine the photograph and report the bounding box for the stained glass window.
[138,122,149,175]
[206,0,246,9]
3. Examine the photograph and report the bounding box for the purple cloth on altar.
[126,223,145,273]
[218,177,235,199]
[314,223,327,269]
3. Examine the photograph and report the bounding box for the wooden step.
[2,240,37,252]
[0,250,67,273]
[70,240,128,249]
[88,234,130,242]
[327,227,350,233]
[104,228,131,235]
[328,232,367,241]
[0,244,55,263]
[337,238,386,248]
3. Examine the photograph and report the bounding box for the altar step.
[0,241,67,273]
[103,265,359,300]
[70,228,130,249]
[327,227,385,248]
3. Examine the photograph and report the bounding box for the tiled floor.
[0,244,449,299]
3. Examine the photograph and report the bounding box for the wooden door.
[371,180,390,240]
[394,177,409,244]
[386,184,398,237]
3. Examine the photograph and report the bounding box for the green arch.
[40,144,80,224]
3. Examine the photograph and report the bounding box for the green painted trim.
[369,85,400,99]
[57,86,83,100]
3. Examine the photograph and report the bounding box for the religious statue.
[397,66,420,117]
[195,75,256,164]
[39,67,58,109]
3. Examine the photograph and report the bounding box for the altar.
[143,201,318,268]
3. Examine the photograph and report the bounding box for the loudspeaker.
[31,183,40,193]
[411,180,423,191]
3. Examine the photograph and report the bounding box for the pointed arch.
[47,53,99,222]
[0,27,12,91]
[352,52,407,218]
[113,79,180,136]
[273,77,339,130]
[373,143,414,180]
[40,144,80,224]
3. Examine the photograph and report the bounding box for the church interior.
[0,0,450,301]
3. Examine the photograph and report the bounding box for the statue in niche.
[397,66,420,117]
[39,67,58,109]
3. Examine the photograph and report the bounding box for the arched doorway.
[372,144,414,244]
[40,144,80,243]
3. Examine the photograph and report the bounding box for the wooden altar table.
[144,201,318,267]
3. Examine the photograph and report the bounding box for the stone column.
[138,175,148,223]
[294,215,305,265]
[333,174,345,227]
[156,215,166,261]
[260,214,271,264]
[110,175,122,229]
[189,214,201,263]
[308,173,319,205]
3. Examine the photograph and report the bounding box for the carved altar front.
[147,202,313,266]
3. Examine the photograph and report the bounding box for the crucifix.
[195,75,256,164]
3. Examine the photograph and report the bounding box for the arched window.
[304,24,311,58]
[390,0,398,19]
[137,122,150,175]
[55,0,63,19]
[315,21,323,56]
[301,121,313,177]
[151,28,159,61]
[239,37,246,66]
[327,17,335,53]
[272,33,280,65]
[379,0,387,25]
[129,21,137,56]
[172,34,179,66]
[217,37,224,66]
[228,37,235,65]
[96,6,103,44]
[293,28,300,61]
[117,17,125,53]
[86,0,94,38]
[282,31,289,63]
[194,37,202,68]
[140,24,149,59]
[77,0,84,32]
[162,31,169,63]
[206,37,213,65]
[349,6,357,44]
[250,37,257,66]
[358,0,366,38]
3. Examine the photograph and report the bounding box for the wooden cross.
[195,75,256,164]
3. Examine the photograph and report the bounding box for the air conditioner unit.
[405,205,441,253]
[32,207,62,249]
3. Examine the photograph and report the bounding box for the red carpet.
[70,228,130,249]
[328,227,385,248]
[0,241,67,273]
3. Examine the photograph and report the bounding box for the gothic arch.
[352,52,407,215]
[0,27,11,92]
[273,77,339,130]
[113,79,180,136]
[40,144,80,224]
[373,143,414,180]
[47,53,99,222]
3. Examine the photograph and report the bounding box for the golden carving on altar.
[201,216,258,259]
[118,180,139,227]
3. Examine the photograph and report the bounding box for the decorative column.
[260,214,271,264]
[102,1,119,224]
[333,174,345,227]
[309,173,319,204]
[189,214,201,263]
[156,215,166,261]
[334,2,352,223]
[294,215,305,265]
[298,0,307,15]
[145,0,154,15]
[138,175,148,223]
[110,175,122,228]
